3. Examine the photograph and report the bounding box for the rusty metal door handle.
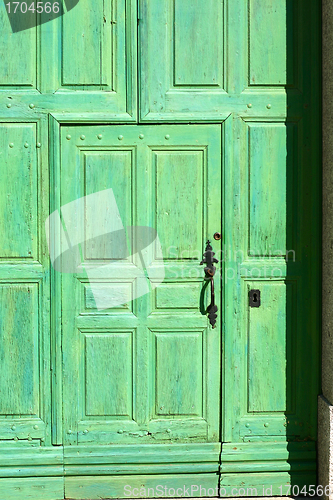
[200,240,218,328]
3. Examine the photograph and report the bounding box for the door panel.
[223,115,318,442]
[173,0,223,87]
[59,125,221,446]
[0,124,38,257]
[62,0,112,88]
[249,0,289,86]
[247,281,291,413]
[0,0,137,118]
[0,0,321,495]
[0,122,51,446]
[139,0,292,121]
[221,110,320,488]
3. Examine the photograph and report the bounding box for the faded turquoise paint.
[0,0,321,498]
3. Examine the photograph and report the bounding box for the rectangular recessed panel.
[155,281,200,309]
[0,7,36,87]
[248,282,291,412]
[154,332,203,416]
[62,0,112,87]
[248,123,287,256]
[85,333,133,417]
[83,281,132,311]
[154,150,204,260]
[83,150,132,260]
[174,0,223,86]
[0,124,37,259]
[0,284,39,415]
[249,0,287,85]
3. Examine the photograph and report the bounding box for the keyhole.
[249,289,260,307]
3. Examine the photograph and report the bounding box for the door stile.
[49,115,64,447]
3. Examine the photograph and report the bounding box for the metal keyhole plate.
[249,289,261,307]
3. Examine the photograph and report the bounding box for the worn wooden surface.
[0,0,321,497]
[60,125,221,447]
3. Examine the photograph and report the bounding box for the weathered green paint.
[220,0,321,490]
[0,0,321,498]
[60,125,221,447]
[0,0,137,117]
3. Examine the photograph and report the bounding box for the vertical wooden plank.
[0,123,37,258]
[248,123,287,256]
[0,284,39,415]
[0,2,37,87]
[0,117,51,445]
[223,115,248,442]
[40,12,60,92]
[39,115,53,447]
[154,150,204,258]
[85,333,133,417]
[61,0,112,88]
[249,0,287,85]
[134,137,151,428]
[247,282,289,413]
[139,0,170,118]
[60,125,81,447]
[49,115,63,445]
[206,125,222,443]
[225,0,248,94]
[125,0,137,116]
[173,0,223,86]
[154,332,203,416]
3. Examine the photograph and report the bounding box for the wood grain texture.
[0,0,137,117]
[154,150,204,258]
[139,0,297,120]
[85,332,133,417]
[223,111,320,444]
[248,123,288,256]
[0,284,39,416]
[0,0,321,495]
[221,0,321,455]
[0,116,51,454]
[0,3,36,87]
[0,124,37,259]
[62,0,112,87]
[174,0,222,86]
[65,473,219,500]
[59,125,221,447]
[0,477,63,500]
[249,0,288,85]
[247,281,291,413]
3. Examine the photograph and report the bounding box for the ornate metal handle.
[200,240,218,328]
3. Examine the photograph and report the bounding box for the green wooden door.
[58,125,222,495]
[0,0,321,498]
[140,0,321,491]
[54,124,223,496]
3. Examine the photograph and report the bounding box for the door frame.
[320,0,333,493]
